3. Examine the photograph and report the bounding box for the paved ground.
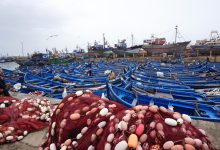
[0,92,220,149]
[0,128,48,150]
[9,92,61,104]
[192,120,220,149]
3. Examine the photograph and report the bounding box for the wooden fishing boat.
[107,83,220,122]
[131,82,205,101]
[130,75,191,89]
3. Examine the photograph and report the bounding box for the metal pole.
[131,34,134,46]
[87,42,90,52]
[103,33,105,49]
[175,25,178,44]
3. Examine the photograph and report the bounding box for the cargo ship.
[142,26,190,57]
[191,31,220,56]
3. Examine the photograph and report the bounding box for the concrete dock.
[0,92,220,150]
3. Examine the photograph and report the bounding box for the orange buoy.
[128,134,138,148]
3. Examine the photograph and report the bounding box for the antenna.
[175,25,178,43]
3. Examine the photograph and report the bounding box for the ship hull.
[143,41,190,57]
[191,45,220,56]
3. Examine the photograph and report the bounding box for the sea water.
[0,62,20,70]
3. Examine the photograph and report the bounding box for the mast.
[175,25,178,43]
[131,34,134,46]
[87,42,90,52]
[103,33,105,49]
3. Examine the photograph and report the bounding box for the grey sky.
[0,0,219,56]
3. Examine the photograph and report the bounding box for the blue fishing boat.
[131,82,206,101]
[107,83,220,122]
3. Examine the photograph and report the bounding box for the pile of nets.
[0,96,54,144]
[40,91,216,150]
[0,96,17,108]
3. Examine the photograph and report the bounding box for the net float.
[50,143,56,150]
[58,103,64,109]
[194,139,202,147]
[91,107,98,113]
[163,141,174,149]
[128,134,138,148]
[91,134,96,142]
[139,134,148,143]
[122,114,131,122]
[150,121,156,129]
[177,118,183,124]
[114,140,128,150]
[96,128,103,136]
[67,97,73,101]
[184,137,195,145]
[99,108,108,116]
[88,145,95,150]
[82,106,90,112]
[159,106,167,113]
[64,139,72,146]
[75,91,83,96]
[199,129,206,136]
[60,119,67,128]
[6,136,14,141]
[171,145,184,150]
[72,141,78,147]
[135,124,145,136]
[76,133,83,140]
[81,126,88,134]
[118,121,127,131]
[150,130,156,139]
[149,105,158,113]
[105,143,111,150]
[182,114,192,123]
[184,144,196,150]
[107,133,114,143]
[202,143,209,150]
[70,113,80,120]
[165,118,178,126]
[156,123,163,131]
[98,121,106,128]
[23,130,28,136]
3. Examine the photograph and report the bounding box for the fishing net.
[0,96,54,144]
[40,91,216,150]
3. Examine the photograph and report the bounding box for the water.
[0,62,20,70]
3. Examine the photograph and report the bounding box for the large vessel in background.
[191,31,220,56]
[87,26,191,58]
[142,26,190,57]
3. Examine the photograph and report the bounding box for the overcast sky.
[0,0,219,56]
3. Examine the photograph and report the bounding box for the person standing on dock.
[0,69,10,96]
[108,70,115,81]
[87,69,92,76]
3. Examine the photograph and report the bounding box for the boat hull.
[143,41,190,56]
[191,45,220,56]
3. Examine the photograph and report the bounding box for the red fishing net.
[40,91,216,150]
[0,96,54,144]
